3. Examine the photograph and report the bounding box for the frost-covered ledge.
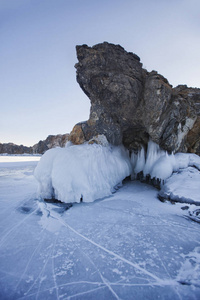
[34,135,200,205]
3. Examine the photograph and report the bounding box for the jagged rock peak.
[69,42,200,155]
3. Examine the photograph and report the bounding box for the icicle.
[133,147,145,176]
[131,140,176,183]
[143,140,165,176]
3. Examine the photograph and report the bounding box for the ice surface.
[0,157,200,299]
[34,144,131,203]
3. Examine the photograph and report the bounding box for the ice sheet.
[0,157,200,299]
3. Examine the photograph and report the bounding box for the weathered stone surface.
[69,123,86,145]
[74,42,146,149]
[187,117,200,155]
[72,42,200,154]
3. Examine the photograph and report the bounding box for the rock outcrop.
[0,134,69,155]
[69,42,200,155]
[32,134,69,154]
[0,143,32,155]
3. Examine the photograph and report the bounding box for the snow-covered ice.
[0,156,200,299]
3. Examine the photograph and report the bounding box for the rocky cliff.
[0,134,69,155]
[69,42,200,155]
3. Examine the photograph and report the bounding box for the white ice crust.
[34,143,131,203]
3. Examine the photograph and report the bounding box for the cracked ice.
[0,156,200,299]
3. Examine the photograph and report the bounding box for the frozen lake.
[0,156,200,299]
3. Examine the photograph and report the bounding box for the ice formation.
[35,138,200,203]
[131,140,177,181]
[159,167,200,204]
[131,140,200,182]
[34,143,131,203]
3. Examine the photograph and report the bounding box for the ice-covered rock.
[158,167,200,205]
[130,141,200,204]
[34,143,131,203]
[35,137,200,205]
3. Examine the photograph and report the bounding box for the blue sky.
[1,0,200,146]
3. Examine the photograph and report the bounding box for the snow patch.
[88,134,109,147]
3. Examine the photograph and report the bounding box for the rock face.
[0,134,69,155]
[70,42,200,154]
[32,134,69,154]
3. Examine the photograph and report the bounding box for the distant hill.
[0,134,69,155]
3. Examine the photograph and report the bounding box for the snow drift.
[34,143,132,203]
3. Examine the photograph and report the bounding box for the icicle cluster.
[131,140,177,183]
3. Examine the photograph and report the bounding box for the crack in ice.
[24,240,55,298]
[77,243,121,300]
[52,235,59,300]
[53,212,166,284]
[0,208,38,247]
[14,228,46,291]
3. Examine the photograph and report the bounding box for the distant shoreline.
[0,153,41,156]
